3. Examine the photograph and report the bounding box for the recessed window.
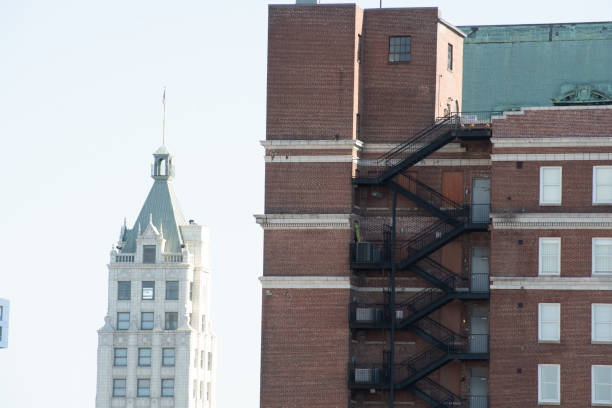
[0,306,3,320]
[162,379,175,397]
[114,348,127,366]
[594,166,612,204]
[137,379,150,398]
[201,314,206,332]
[593,238,612,275]
[447,43,453,70]
[200,350,204,368]
[593,365,612,405]
[165,312,178,330]
[540,167,562,205]
[118,281,131,300]
[538,364,560,404]
[538,303,560,342]
[143,245,156,263]
[592,304,612,343]
[142,281,155,300]
[141,312,154,330]
[113,379,126,397]
[190,282,194,301]
[200,381,204,400]
[207,382,211,401]
[117,312,130,330]
[138,348,151,366]
[166,281,179,300]
[389,36,411,63]
[162,348,175,366]
[539,238,561,276]
[208,351,213,371]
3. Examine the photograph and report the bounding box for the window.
[592,304,612,343]
[117,312,130,330]
[142,281,155,300]
[201,314,206,332]
[193,380,197,399]
[113,379,126,397]
[162,379,175,397]
[165,312,178,330]
[447,43,453,70]
[163,348,175,366]
[594,166,612,204]
[137,379,150,397]
[114,348,127,366]
[138,348,151,366]
[118,281,131,300]
[593,365,612,404]
[538,364,560,404]
[540,167,562,205]
[166,281,179,300]
[0,327,2,342]
[141,312,154,330]
[539,238,561,275]
[190,282,193,301]
[143,245,156,263]
[200,381,204,400]
[538,304,560,342]
[0,305,3,320]
[208,352,212,370]
[388,36,411,63]
[207,382,211,401]
[357,34,362,63]
[593,238,612,275]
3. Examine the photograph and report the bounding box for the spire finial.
[162,87,167,146]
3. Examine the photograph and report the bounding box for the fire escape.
[348,113,498,408]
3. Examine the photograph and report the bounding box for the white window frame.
[593,166,612,204]
[540,166,562,205]
[539,238,561,276]
[592,365,612,405]
[538,303,560,343]
[592,304,612,343]
[593,238,612,276]
[538,364,560,404]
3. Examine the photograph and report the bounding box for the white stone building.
[96,146,216,408]
[0,298,9,349]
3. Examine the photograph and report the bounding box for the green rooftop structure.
[459,21,612,112]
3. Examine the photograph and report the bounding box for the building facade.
[96,146,216,408]
[0,298,9,349]
[258,3,612,407]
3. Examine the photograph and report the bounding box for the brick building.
[257,3,612,407]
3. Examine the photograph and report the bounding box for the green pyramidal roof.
[120,147,187,253]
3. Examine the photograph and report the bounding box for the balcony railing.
[467,395,489,408]
[112,253,185,264]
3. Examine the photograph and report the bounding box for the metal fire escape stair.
[349,113,494,407]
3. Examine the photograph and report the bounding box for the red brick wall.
[265,162,353,213]
[489,290,612,407]
[267,5,361,140]
[264,229,351,276]
[260,288,351,407]
[359,8,440,143]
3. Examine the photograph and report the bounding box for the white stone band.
[492,213,612,229]
[491,276,612,290]
[254,214,352,230]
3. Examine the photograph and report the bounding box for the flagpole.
[162,87,167,146]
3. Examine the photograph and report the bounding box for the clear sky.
[0,0,610,407]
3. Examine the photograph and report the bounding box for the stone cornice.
[492,213,612,229]
[254,214,352,230]
[259,276,442,291]
[492,137,612,148]
[261,139,363,151]
[491,152,612,161]
[491,276,612,290]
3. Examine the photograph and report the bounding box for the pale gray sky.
[0,1,610,407]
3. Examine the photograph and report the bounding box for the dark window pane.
[138,348,152,366]
[166,281,179,300]
[143,245,156,263]
[165,312,178,330]
[161,379,174,397]
[142,281,155,300]
[113,379,126,397]
[118,281,131,300]
[162,348,175,366]
[114,348,127,366]
[137,379,150,397]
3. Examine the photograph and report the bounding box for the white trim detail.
[254,214,352,230]
[258,276,443,292]
[491,152,612,161]
[492,213,612,230]
[492,105,612,121]
[360,158,490,167]
[492,137,612,148]
[491,276,612,290]
[265,155,357,163]
[363,142,466,154]
[261,139,363,151]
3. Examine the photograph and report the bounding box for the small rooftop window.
[143,245,156,264]
[389,36,411,63]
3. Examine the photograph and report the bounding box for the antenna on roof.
[162,87,167,146]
